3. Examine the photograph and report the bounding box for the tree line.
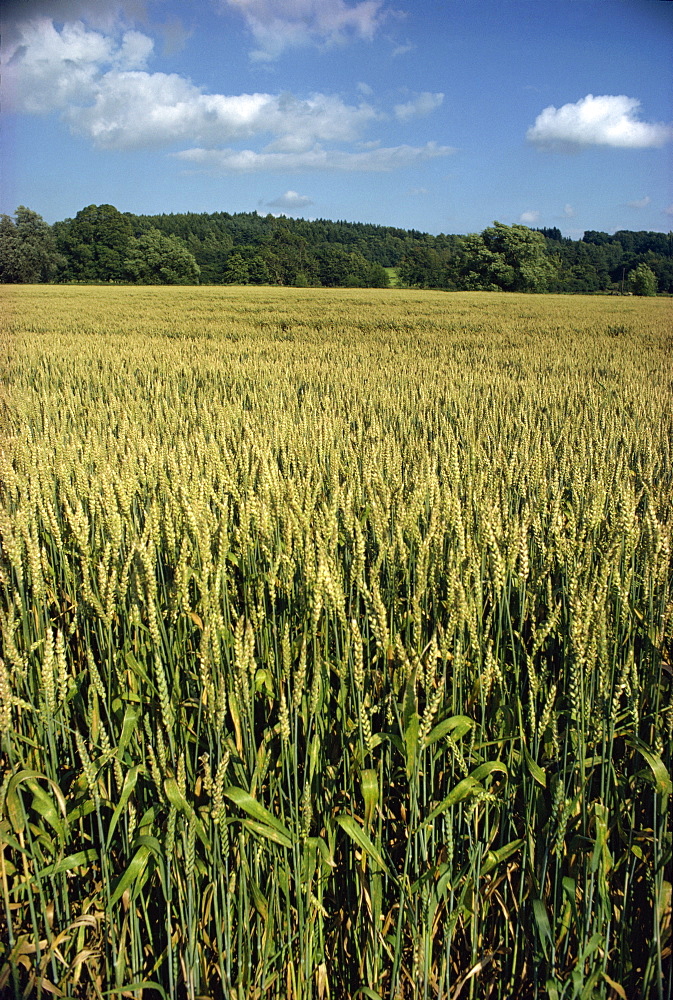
[1,203,669,294]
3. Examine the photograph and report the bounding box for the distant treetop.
[1,204,671,292]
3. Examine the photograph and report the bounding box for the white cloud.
[2,1,191,56]
[75,80,377,150]
[357,81,374,96]
[3,18,143,113]
[175,141,453,173]
[391,42,414,57]
[3,19,379,151]
[408,186,428,195]
[267,190,314,208]
[665,205,673,217]
[4,13,453,175]
[220,0,387,60]
[527,94,673,150]
[394,92,443,122]
[115,29,154,69]
[627,195,651,209]
[519,210,540,224]
[563,204,575,218]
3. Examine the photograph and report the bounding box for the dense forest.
[1,203,671,293]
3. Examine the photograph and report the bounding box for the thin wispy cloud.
[175,141,452,173]
[394,92,443,122]
[1,1,149,37]
[219,0,388,61]
[155,16,193,56]
[627,195,650,209]
[527,94,673,150]
[563,204,575,218]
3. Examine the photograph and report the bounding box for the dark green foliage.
[481,222,557,291]
[186,230,234,283]
[55,204,133,282]
[456,232,517,291]
[222,251,251,285]
[398,244,455,289]
[0,207,64,283]
[628,262,657,296]
[123,229,200,284]
[3,202,673,291]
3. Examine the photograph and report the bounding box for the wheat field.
[0,286,671,999]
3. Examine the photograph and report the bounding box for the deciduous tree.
[123,230,200,284]
[480,222,556,291]
[627,262,657,296]
[0,207,63,282]
[55,204,133,282]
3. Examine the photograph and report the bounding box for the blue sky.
[2,0,671,236]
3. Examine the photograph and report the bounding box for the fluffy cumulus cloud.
[175,141,451,173]
[3,11,452,172]
[527,94,673,150]
[2,0,193,56]
[267,190,314,208]
[72,79,379,151]
[519,210,539,225]
[220,0,387,60]
[3,18,378,151]
[394,92,443,122]
[3,18,153,113]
